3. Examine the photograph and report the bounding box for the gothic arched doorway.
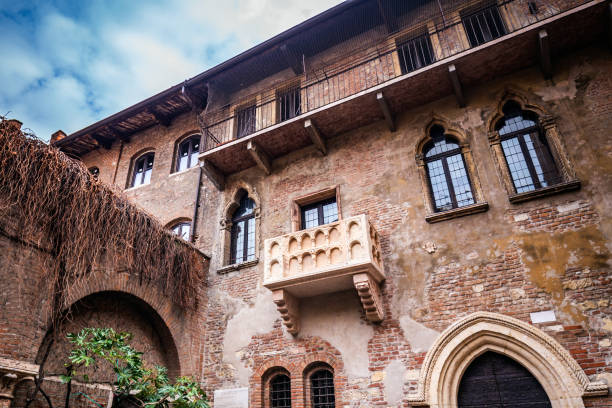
[458,351,552,407]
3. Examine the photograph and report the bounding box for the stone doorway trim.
[406,312,607,407]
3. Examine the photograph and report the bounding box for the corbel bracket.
[353,273,384,323]
[304,119,327,155]
[247,140,272,175]
[273,289,300,335]
[538,29,552,79]
[201,160,225,191]
[448,64,466,108]
[376,92,396,132]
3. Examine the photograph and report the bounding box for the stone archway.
[406,312,607,408]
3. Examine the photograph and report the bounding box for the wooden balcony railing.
[200,0,589,153]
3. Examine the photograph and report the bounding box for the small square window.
[300,198,338,230]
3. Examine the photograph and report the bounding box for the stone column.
[0,358,39,408]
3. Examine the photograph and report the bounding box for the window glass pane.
[143,167,152,185]
[311,370,334,408]
[190,137,200,168]
[498,115,537,136]
[425,138,460,158]
[246,217,255,261]
[233,220,245,263]
[304,208,319,229]
[446,154,474,208]
[501,137,535,193]
[237,105,256,138]
[234,196,254,218]
[172,223,190,240]
[270,375,291,408]
[427,159,453,211]
[322,202,338,225]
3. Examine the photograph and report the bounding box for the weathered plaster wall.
[67,43,612,407]
[195,45,612,406]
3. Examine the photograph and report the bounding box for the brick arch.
[56,271,189,376]
[250,351,346,407]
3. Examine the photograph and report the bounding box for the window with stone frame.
[230,193,256,264]
[488,95,580,203]
[496,101,561,193]
[291,187,341,231]
[423,125,475,212]
[416,120,488,222]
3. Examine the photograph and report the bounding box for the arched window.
[424,125,475,212]
[496,101,560,193]
[171,221,191,241]
[310,369,334,408]
[270,374,291,408]
[88,166,99,180]
[176,135,200,172]
[230,193,256,264]
[131,152,154,187]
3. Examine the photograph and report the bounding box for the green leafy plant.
[62,328,209,408]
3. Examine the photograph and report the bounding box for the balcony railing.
[200,0,588,153]
[263,215,385,334]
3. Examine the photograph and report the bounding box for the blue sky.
[0,0,342,140]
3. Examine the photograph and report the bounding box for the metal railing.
[200,0,588,153]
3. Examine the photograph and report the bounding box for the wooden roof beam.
[91,133,113,150]
[377,0,396,33]
[181,84,206,112]
[279,44,304,75]
[150,108,172,127]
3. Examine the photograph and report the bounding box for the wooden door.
[458,351,552,408]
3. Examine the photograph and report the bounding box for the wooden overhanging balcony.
[198,0,605,185]
[263,214,385,334]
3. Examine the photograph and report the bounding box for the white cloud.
[0,0,343,140]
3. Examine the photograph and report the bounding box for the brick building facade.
[2,0,612,407]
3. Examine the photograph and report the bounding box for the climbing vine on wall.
[0,117,204,328]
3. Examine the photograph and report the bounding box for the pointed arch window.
[230,194,256,264]
[131,152,154,187]
[496,101,561,193]
[424,125,475,212]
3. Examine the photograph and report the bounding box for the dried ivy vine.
[0,117,205,406]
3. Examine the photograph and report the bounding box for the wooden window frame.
[174,134,201,173]
[423,136,475,212]
[130,152,155,188]
[290,186,341,232]
[229,196,256,265]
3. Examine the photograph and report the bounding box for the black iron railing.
[200,0,589,153]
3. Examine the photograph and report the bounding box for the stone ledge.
[217,258,259,274]
[425,202,489,223]
[509,179,581,204]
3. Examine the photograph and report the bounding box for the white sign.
[213,388,249,408]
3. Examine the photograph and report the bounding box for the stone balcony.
[263,214,385,334]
